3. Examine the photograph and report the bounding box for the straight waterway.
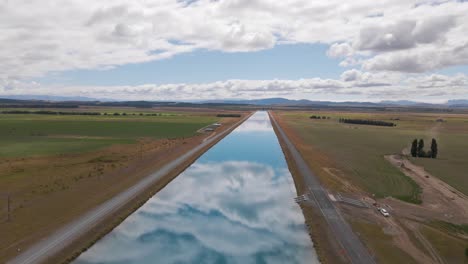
[74,111,318,264]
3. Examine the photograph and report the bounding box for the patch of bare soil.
[356,151,468,263]
[341,200,449,264]
[336,147,468,264]
[404,220,445,264]
[385,154,468,223]
[384,217,434,263]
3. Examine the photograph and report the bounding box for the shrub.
[217,114,241,117]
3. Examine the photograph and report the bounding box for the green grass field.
[408,114,468,195]
[0,113,216,157]
[280,111,468,202]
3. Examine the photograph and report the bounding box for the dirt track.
[385,154,468,223]
[361,153,468,263]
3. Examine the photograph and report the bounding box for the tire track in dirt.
[382,217,435,264]
[385,154,468,222]
[404,221,445,264]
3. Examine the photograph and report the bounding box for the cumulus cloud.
[413,15,456,44]
[356,20,418,52]
[1,0,468,101]
[2,71,466,102]
[354,16,456,52]
[327,43,354,58]
[362,40,468,72]
[1,0,468,81]
[334,3,467,72]
[340,69,361,82]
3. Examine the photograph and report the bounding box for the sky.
[1,0,468,102]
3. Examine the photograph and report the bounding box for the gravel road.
[269,111,376,264]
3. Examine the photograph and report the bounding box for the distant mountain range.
[1,95,467,108]
[203,98,381,106]
[203,98,468,107]
[447,99,468,106]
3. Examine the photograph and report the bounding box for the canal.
[74,111,318,264]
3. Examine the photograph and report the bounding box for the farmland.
[276,110,468,199]
[0,108,242,262]
[276,111,421,202]
[275,109,468,263]
[0,111,216,157]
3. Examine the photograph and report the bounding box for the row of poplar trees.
[411,138,438,158]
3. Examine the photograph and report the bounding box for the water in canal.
[74,111,318,264]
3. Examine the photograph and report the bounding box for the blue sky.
[39,44,346,86]
[1,0,468,102]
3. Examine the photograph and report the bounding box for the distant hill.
[1,96,467,109]
[204,98,396,107]
[204,98,314,105]
[447,99,468,107]
[380,100,422,106]
[204,98,468,108]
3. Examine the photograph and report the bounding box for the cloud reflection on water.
[76,161,317,264]
[233,113,272,133]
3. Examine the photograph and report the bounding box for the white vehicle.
[379,208,390,217]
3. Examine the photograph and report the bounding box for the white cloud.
[1,0,468,80]
[362,41,468,72]
[340,69,361,82]
[2,71,466,102]
[327,43,354,58]
[1,0,468,100]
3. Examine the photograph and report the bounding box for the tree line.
[310,115,330,119]
[339,118,396,127]
[0,104,78,108]
[105,112,163,116]
[410,138,438,158]
[217,114,241,117]
[2,110,170,117]
[1,110,100,115]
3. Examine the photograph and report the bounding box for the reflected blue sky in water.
[75,112,318,264]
